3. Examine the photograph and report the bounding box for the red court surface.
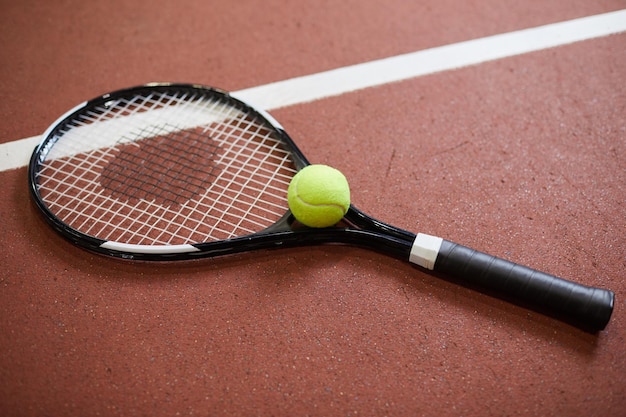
[1,1,625,416]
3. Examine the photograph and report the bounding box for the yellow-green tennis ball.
[287,164,350,228]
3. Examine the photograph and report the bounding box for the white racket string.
[35,88,297,246]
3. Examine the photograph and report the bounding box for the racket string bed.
[35,88,296,246]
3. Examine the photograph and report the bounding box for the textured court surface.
[1,1,625,416]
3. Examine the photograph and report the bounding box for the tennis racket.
[28,83,614,331]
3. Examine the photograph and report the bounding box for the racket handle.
[410,234,614,331]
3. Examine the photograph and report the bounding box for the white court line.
[2,9,625,173]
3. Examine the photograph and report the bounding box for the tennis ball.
[287,164,350,228]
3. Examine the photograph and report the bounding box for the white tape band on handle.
[409,233,444,270]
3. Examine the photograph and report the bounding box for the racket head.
[28,83,312,259]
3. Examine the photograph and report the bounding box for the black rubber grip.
[435,240,614,331]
